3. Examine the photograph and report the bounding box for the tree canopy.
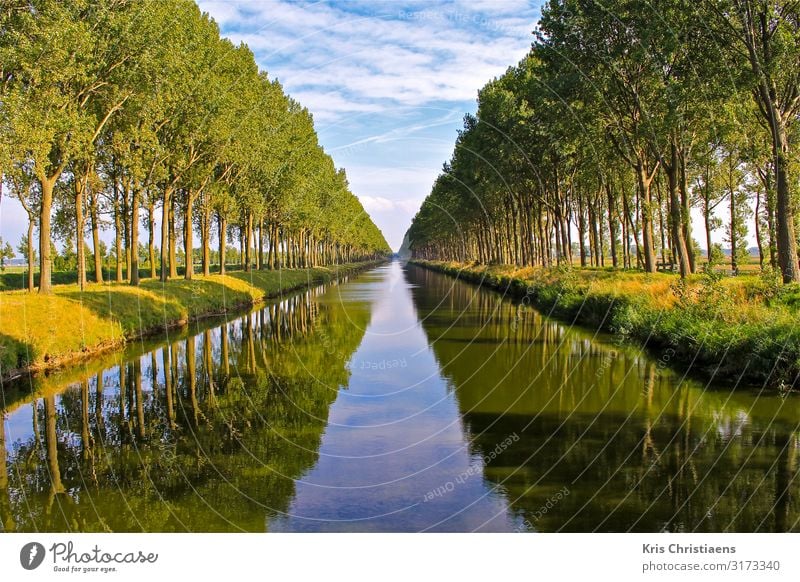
[0,0,389,293]
[408,0,800,284]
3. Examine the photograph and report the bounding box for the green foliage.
[0,239,13,270]
[0,0,389,295]
[705,244,726,270]
[16,234,36,263]
[408,0,800,288]
[52,243,76,272]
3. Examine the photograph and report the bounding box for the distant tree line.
[408,0,800,282]
[0,0,390,294]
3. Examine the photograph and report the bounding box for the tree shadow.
[0,333,38,383]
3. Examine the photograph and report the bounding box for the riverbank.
[410,259,800,389]
[0,261,384,382]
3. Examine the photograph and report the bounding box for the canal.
[1,261,798,532]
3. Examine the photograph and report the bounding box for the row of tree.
[408,0,800,282]
[0,0,389,294]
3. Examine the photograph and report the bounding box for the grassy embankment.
[0,261,382,381]
[411,259,800,389]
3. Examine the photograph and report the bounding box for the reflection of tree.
[164,343,176,429]
[133,359,146,440]
[44,396,64,495]
[3,283,371,532]
[773,433,797,532]
[0,415,15,531]
[408,265,800,532]
[95,373,105,434]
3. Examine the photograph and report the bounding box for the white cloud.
[289,90,385,122]
[357,194,423,215]
[200,0,539,113]
[358,195,396,213]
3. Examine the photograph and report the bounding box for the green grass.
[0,264,248,291]
[411,259,800,389]
[0,262,381,378]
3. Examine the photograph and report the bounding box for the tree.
[2,0,140,293]
[0,238,13,270]
[408,0,798,286]
[0,0,389,293]
[712,0,800,283]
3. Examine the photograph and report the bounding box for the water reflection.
[268,264,517,532]
[1,263,798,532]
[406,264,800,532]
[1,281,369,532]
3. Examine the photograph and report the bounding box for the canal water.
[1,261,798,532]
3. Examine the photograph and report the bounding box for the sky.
[1,0,541,252]
[196,0,543,250]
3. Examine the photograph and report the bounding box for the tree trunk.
[26,216,35,292]
[75,175,87,290]
[636,160,657,273]
[666,142,690,278]
[257,218,264,270]
[148,201,156,279]
[169,196,177,279]
[705,206,713,263]
[122,181,131,283]
[202,205,210,277]
[577,193,587,267]
[244,214,253,272]
[730,181,738,276]
[160,188,171,281]
[184,191,194,281]
[89,191,103,283]
[678,149,695,273]
[130,187,141,286]
[606,182,618,268]
[38,176,55,294]
[218,213,227,275]
[115,193,123,283]
[766,181,778,269]
[755,188,764,268]
[774,126,799,282]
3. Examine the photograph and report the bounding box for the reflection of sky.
[4,405,35,450]
[2,362,148,453]
[271,261,518,531]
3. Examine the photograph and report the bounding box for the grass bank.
[410,259,800,389]
[0,261,383,382]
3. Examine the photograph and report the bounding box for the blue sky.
[197,0,543,250]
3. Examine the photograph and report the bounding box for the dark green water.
[1,262,798,532]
